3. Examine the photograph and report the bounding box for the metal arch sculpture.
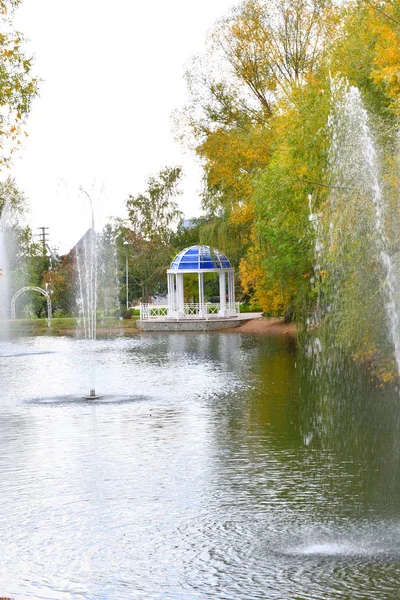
[11,286,52,326]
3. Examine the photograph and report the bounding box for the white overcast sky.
[9,0,237,252]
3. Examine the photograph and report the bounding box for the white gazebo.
[140,245,239,321]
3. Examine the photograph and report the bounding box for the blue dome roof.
[170,245,232,271]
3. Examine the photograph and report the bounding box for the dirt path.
[227,317,296,335]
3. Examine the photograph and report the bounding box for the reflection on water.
[0,332,400,599]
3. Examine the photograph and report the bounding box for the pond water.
[1,332,400,599]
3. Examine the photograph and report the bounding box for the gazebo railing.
[140,305,168,320]
[140,302,240,320]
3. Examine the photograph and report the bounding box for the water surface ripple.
[0,333,399,599]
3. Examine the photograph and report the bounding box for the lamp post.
[79,186,95,230]
[123,241,129,309]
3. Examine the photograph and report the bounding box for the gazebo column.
[198,272,205,315]
[176,273,185,315]
[227,270,235,314]
[219,271,227,316]
[167,272,175,313]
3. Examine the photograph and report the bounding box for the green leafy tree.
[0,178,46,317]
[176,0,341,316]
[119,167,184,303]
[173,0,400,382]
[41,255,75,316]
[126,166,183,242]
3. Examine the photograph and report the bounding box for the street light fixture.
[78,186,95,230]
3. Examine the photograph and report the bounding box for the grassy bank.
[5,312,277,337]
[6,317,140,335]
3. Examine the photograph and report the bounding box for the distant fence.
[140,302,240,320]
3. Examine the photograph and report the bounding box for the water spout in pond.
[0,200,11,337]
[75,226,99,398]
[76,226,98,344]
[74,189,120,398]
[311,78,400,378]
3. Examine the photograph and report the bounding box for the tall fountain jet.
[74,187,120,398]
[315,77,400,376]
[0,200,11,337]
[76,188,101,399]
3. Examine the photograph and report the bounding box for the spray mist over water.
[0,200,11,335]
[332,83,400,374]
[74,194,120,398]
[75,227,98,397]
[311,78,400,376]
[76,228,98,343]
[302,79,400,449]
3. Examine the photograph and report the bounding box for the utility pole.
[36,227,50,257]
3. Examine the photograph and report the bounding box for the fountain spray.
[76,188,101,399]
[0,200,11,337]
[310,77,400,380]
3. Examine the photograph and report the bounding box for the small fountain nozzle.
[85,389,101,400]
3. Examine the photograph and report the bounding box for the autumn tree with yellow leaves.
[0,0,38,169]
[178,0,400,381]
[0,1,39,312]
[179,0,340,316]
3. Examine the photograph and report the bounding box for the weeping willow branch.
[296,177,357,191]
[362,0,400,26]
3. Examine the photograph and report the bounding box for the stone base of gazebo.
[136,313,263,332]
